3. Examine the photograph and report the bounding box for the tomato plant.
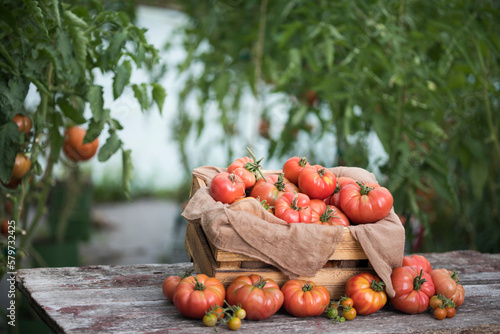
[249,173,299,206]
[345,272,387,315]
[12,114,32,135]
[283,156,310,185]
[298,165,336,200]
[402,254,432,274]
[226,274,284,320]
[340,181,394,224]
[274,191,312,224]
[173,274,226,319]
[210,172,246,204]
[63,126,99,162]
[431,269,464,307]
[281,280,330,317]
[389,266,435,314]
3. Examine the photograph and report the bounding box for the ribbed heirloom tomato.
[298,165,336,200]
[63,126,99,161]
[281,280,330,317]
[210,172,245,204]
[226,274,284,320]
[162,271,193,301]
[389,266,435,314]
[173,274,225,319]
[340,181,393,224]
[431,269,465,307]
[345,272,387,315]
[249,173,299,207]
[402,254,432,274]
[310,199,350,226]
[324,177,356,207]
[283,156,310,185]
[274,192,312,224]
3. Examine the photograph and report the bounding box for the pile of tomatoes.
[210,149,394,225]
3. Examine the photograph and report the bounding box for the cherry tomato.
[434,307,447,320]
[389,267,435,314]
[446,306,456,318]
[203,313,218,327]
[12,114,32,135]
[345,272,387,315]
[234,307,246,320]
[326,307,338,319]
[340,296,354,308]
[210,172,246,204]
[402,254,432,274]
[283,156,310,185]
[173,274,225,319]
[274,192,312,224]
[343,307,357,321]
[429,295,444,309]
[298,165,337,200]
[226,274,284,320]
[11,153,31,180]
[249,173,299,207]
[281,280,330,317]
[340,181,393,224]
[63,126,99,161]
[227,316,241,330]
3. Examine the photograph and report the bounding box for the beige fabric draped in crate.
[182,165,405,298]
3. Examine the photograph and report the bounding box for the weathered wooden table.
[15,250,500,333]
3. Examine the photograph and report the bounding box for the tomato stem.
[357,181,374,196]
[302,283,313,292]
[253,277,268,289]
[193,276,206,291]
[246,147,267,182]
[298,157,308,167]
[274,173,286,191]
[413,269,427,291]
[370,279,386,292]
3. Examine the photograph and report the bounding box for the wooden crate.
[184,170,374,299]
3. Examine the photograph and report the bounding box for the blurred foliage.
[171,0,500,253]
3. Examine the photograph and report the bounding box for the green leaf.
[87,85,104,121]
[98,131,122,162]
[132,83,149,111]
[64,9,88,74]
[0,122,20,183]
[107,28,128,66]
[84,109,109,143]
[152,82,166,114]
[57,98,86,124]
[122,148,133,201]
[113,61,132,99]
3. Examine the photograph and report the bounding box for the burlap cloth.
[182,165,405,298]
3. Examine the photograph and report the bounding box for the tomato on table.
[173,274,225,319]
[281,280,330,317]
[340,181,393,224]
[226,274,284,320]
[283,156,310,185]
[63,126,99,161]
[298,165,336,200]
[402,254,432,274]
[274,192,312,224]
[345,272,387,315]
[162,270,193,301]
[210,172,246,204]
[431,269,465,307]
[389,266,435,314]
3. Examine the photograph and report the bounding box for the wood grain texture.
[16,250,500,333]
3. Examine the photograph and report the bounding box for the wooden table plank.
[16,250,500,333]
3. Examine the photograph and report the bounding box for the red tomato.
[226,274,284,320]
[210,172,246,204]
[228,156,257,189]
[434,307,447,320]
[389,266,435,314]
[345,273,387,315]
[402,254,432,274]
[63,126,99,161]
[249,173,299,206]
[1,218,10,237]
[298,165,337,200]
[281,280,330,317]
[311,200,350,227]
[12,114,32,135]
[325,177,356,207]
[340,181,393,224]
[431,269,465,307]
[173,274,225,319]
[283,156,310,185]
[11,153,31,180]
[162,271,193,301]
[274,192,312,224]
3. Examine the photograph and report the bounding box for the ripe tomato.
[12,114,32,135]
[11,153,31,180]
[343,307,357,321]
[345,272,387,315]
[210,172,246,204]
[162,271,193,301]
[340,181,393,224]
[1,218,10,237]
[227,316,241,330]
[340,296,354,308]
[402,254,432,274]
[389,266,435,314]
[298,165,336,200]
[63,126,99,161]
[431,269,465,307]
[325,177,356,207]
[283,156,310,185]
[446,306,456,318]
[249,173,298,207]
[173,274,225,319]
[429,295,444,309]
[434,307,447,320]
[228,156,257,189]
[310,200,350,227]
[281,280,330,317]
[274,192,312,224]
[226,274,284,320]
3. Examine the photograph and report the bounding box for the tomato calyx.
[245,147,267,182]
[298,157,308,167]
[193,277,206,291]
[274,173,287,191]
[252,276,268,289]
[317,167,328,177]
[370,279,386,293]
[290,192,305,211]
[357,181,374,195]
[320,208,339,223]
[413,269,428,291]
[302,283,314,292]
[450,269,460,283]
